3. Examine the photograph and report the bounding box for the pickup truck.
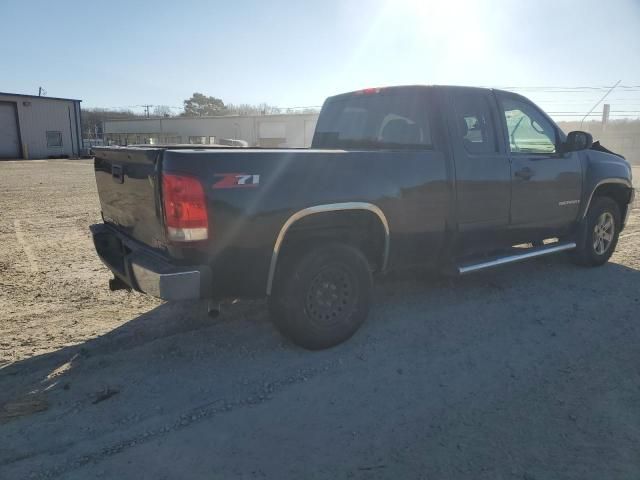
[91,85,635,350]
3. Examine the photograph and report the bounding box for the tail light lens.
[162,173,209,242]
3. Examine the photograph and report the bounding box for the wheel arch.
[266,203,390,295]
[582,179,633,226]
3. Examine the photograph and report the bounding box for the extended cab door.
[496,92,582,233]
[445,88,511,241]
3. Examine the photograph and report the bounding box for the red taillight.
[162,173,209,242]
[358,87,381,95]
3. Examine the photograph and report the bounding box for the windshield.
[312,90,432,149]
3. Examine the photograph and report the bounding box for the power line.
[580,80,622,127]
[548,110,640,114]
[495,85,640,90]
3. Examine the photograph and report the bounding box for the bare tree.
[224,103,280,115]
[153,105,173,117]
[81,108,144,139]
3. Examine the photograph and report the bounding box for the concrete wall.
[0,94,82,159]
[104,113,319,148]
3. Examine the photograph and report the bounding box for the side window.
[500,96,557,154]
[454,94,497,154]
[46,131,63,148]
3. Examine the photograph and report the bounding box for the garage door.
[0,102,20,158]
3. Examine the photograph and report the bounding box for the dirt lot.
[1,160,639,479]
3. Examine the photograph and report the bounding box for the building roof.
[0,91,81,103]
[104,112,319,122]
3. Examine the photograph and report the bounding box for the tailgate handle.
[112,165,124,184]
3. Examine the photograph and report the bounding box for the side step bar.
[457,242,577,275]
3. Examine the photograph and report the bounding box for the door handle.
[514,167,533,180]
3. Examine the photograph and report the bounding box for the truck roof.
[327,84,510,100]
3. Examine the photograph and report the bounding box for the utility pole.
[38,86,46,96]
[601,103,610,132]
[141,105,153,118]
[580,80,621,128]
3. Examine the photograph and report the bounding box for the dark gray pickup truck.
[91,85,634,349]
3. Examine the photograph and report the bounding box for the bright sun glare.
[394,0,489,51]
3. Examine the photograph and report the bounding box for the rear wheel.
[268,243,373,350]
[571,196,621,266]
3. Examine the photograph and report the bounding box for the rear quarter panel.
[162,148,450,297]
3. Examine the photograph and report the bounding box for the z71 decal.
[212,173,260,189]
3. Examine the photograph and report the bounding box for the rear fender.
[266,203,390,295]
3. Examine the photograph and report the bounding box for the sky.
[1,0,640,119]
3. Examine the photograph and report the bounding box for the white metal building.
[104,113,319,148]
[0,92,82,159]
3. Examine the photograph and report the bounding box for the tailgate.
[94,147,165,247]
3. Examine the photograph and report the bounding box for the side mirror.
[564,131,593,152]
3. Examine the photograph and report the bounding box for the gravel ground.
[0,159,639,480]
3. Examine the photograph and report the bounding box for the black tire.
[268,243,373,350]
[571,196,621,267]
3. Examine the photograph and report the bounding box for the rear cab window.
[312,88,432,150]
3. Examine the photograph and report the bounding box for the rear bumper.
[90,223,211,301]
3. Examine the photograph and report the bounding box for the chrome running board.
[457,242,577,275]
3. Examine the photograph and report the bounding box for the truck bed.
[92,145,450,297]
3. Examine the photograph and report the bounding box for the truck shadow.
[0,300,269,415]
[2,257,639,426]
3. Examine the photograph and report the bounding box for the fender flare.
[581,178,633,218]
[266,202,390,295]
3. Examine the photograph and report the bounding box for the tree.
[182,93,225,116]
[153,105,173,117]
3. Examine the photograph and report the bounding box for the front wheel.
[268,243,373,350]
[571,196,621,267]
